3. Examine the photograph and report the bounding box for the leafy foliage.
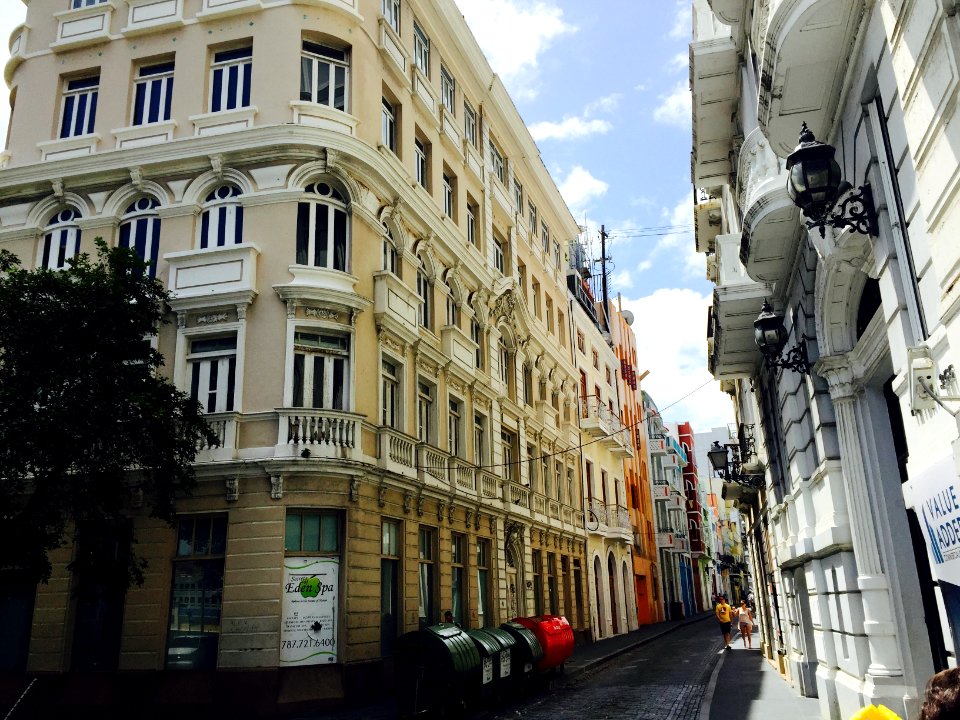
[0,240,214,592]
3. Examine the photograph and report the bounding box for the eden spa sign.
[280,557,340,665]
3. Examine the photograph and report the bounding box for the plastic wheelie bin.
[498,621,543,689]
[395,623,481,718]
[466,629,508,706]
[512,615,574,672]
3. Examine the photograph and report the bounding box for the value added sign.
[915,455,960,587]
[280,557,340,666]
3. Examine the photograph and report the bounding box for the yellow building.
[0,0,591,709]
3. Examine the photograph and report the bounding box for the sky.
[0,0,733,433]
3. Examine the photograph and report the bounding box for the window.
[443,173,454,219]
[489,139,505,184]
[527,443,537,490]
[553,240,561,270]
[532,280,541,318]
[558,312,566,346]
[547,552,558,614]
[60,75,99,139]
[451,533,465,625]
[605,365,612,385]
[542,454,550,496]
[381,97,397,153]
[166,516,227,670]
[300,42,348,111]
[381,520,401,654]
[477,539,491,626]
[72,0,108,6]
[382,0,400,34]
[463,101,477,148]
[532,550,544,614]
[382,358,400,428]
[285,510,341,553]
[132,61,174,126]
[567,466,575,508]
[445,281,459,327]
[502,429,517,482]
[188,335,237,413]
[200,185,243,249]
[592,349,599,369]
[523,364,533,406]
[466,200,478,246]
[40,208,80,271]
[415,137,429,190]
[440,66,455,113]
[494,236,505,275]
[418,527,437,628]
[528,202,537,231]
[448,397,463,457]
[417,380,434,444]
[471,319,484,370]
[474,412,487,465]
[413,22,430,76]
[292,331,349,410]
[577,330,585,354]
[119,197,161,279]
[541,222,550,256]
[382,228,399,276]
[416,259,432,330]
[296,182,349,272]
[546,296,554,333]
[498,339,510,386]
[555,459,562,503]
[514,179,523,210]
[210,47,251,113]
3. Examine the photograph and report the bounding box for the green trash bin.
[395,623,481,718]
[466,629,503,706]
[498,621,544,690]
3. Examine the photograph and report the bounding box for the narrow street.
[488,619,722,720]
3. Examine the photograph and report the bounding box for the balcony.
[5,24,27,86]
[165,243,259,310]
[759,0,864,158]
[374,271,420,346]
[52,1,114,52]
[736,128,800,289]
[441,325,478,377]
[567,271,599,325]
[536,400,559,429]
[411,65,437,116]
[377,426,417,479]
[196,411,238,462]
[378,17,408,82]
[694,193,722,254]
[438,105,462,155]
[507,483,531,513]
[690,5,738,189]
[648,436,667,455]
[197,0,264,22]
[656,528,678,549]
[579,396,632,456]
[587,498,608,534]
[276,408,362,461]
[122,0,185,36]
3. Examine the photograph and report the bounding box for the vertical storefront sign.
[280,557,340,665]
[914,454,960,586]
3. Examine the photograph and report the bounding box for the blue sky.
[0,0,732,432]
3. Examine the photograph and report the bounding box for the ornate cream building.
[0,0,597,710]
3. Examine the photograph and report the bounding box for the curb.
[566,612,714,678]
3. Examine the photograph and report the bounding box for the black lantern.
[706,436,764,489]
[785,123,878,239]
[753,301,810,374]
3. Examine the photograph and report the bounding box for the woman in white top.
[737,600,754,648]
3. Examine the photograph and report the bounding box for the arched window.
[296,182,349,272]
[445,278,459,327]
[382,225,400,278]
[200,185,243,249]
[40,208,80,270]
[119,197,161,278]
[416,255,432,330]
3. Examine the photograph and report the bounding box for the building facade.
[692,0,960,717]
[0,0,595,709]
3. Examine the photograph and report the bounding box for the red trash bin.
[512,615,574,672]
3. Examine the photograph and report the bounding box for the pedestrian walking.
[714,594,733,650]
[919,667,960,720]
[737,600,754,648]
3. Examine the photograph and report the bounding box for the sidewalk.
[703,642,820,720]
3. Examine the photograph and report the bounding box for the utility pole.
[600,225,610,331]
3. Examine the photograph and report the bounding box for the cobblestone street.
[488,620,723,720]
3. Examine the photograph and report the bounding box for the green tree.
[0,240,214,592]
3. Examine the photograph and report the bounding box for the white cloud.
[652,197,702,276]
[622,287,734,432]
[634,83,649,92]
[653,81,692,127]
[558,166,608,217]
[529,117,612,142]
[611,269,633,289]
[669,0,692,40]
[637,259,653,272]
[454,0,575,100]
[668,51,689,73]
[584,93,622,117]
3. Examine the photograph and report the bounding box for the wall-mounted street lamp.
[786,123,879,239]
[707,432,764,490]
[754,300,810,374]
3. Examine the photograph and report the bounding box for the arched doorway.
[622,560,637,630]
[593,555,605,638]
[505,524,525,619]
[608,552,619,635]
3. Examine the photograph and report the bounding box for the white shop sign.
[280,557,340,665]
[915,455,960,586]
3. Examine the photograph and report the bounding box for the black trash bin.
[466,629,506,707]
[498,621,544,692]
[395,623,481,718]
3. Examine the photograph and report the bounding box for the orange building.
[608,299,661,625]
